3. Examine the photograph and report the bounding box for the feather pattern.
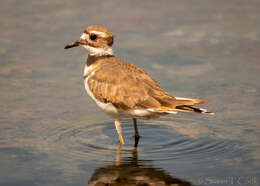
[84,55,212,117]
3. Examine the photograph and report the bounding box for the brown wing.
[87,57,209,111]
[87,58,177,110]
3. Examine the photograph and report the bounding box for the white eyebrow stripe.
[89,30,107,38]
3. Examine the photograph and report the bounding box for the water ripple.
[38,118,243,165]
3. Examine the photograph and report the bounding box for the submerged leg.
[133,118,140,148]
[115,119,124,146]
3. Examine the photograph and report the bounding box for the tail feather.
[174,97,210,105]
[157,97,213,115]
[175,105,213,115]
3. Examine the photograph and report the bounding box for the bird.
[64,25,213,147]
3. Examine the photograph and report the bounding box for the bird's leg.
[133,118,140,148]
[133,118,140,138]
[116,145,122,166]
[115,119,124,146]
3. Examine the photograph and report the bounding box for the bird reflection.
[88,145,192,186]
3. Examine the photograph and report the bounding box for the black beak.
[64,41,80,49]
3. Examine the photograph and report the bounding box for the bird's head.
[65,25,114,56]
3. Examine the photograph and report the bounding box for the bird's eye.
[90,34,97,41]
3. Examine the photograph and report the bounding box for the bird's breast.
[84,71,121,119]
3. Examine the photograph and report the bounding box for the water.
[1,0,259,185]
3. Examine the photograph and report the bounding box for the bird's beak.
[64,40,80,49]
[64,41,79,49]
[64,39,87,49]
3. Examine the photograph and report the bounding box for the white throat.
[80,33,114,56]
[82,45,114,56]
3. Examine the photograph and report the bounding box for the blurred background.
[0,0,259,185]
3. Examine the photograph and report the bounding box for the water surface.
[0,0,259,185]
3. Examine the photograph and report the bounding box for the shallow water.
[1,0,260,185]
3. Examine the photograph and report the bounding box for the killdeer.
[65,25,213,147]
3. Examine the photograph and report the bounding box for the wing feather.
[87,57,209,112]
[87,59,163,110]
